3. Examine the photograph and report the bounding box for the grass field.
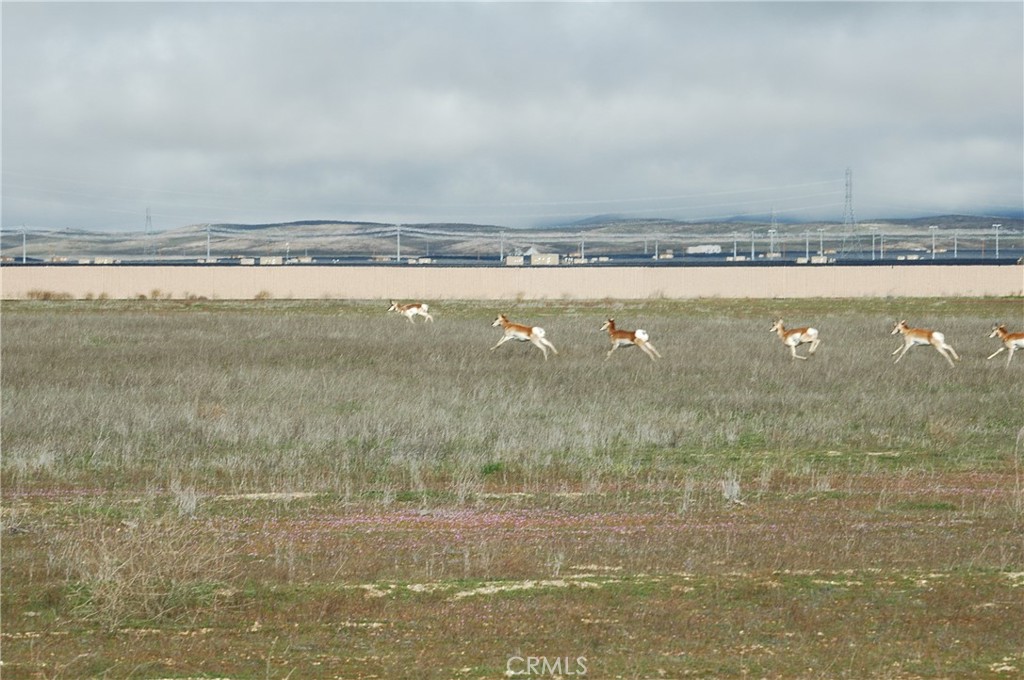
[2,298,1023,679]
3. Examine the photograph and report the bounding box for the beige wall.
[1,264,1021,300]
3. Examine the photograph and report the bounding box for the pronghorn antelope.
[490,314,558,360]
[600,318,661,361]
[890,320,960,367]
[987,324,1024,366]
[388,301,434,323]
[769,320,820,360]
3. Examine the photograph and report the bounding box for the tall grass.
[51,513,236,631]
[3,298,1024,678]
[2,299,1022,497]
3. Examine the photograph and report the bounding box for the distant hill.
[3,215,1020,262]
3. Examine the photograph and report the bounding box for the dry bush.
[25,289,74,301]
[49,515,236,631]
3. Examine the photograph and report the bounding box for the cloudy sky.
[3,1,1022,232]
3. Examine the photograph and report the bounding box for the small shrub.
[170,479,200,517]
[51,517,236,631]
[481,461,505,476]
[25,290,73,301]
[721,471,743,505]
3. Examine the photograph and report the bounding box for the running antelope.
[388,301,434,323]
[600,319,661,361]
[490,314,558,360]
[769,320,820,360]
[987,324,1024,366]
[890,320,960,367]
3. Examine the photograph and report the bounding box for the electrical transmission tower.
[840,167,859,255]
[145,207,154,258]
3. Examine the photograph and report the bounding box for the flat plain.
[2,297,1023,679]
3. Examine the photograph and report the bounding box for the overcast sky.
[3,1,1022,232]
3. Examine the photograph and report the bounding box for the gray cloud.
[3,1,1021,231]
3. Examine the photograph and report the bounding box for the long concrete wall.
[1,264,1021,300]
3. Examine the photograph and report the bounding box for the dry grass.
[51,513,237,632]
[3,298,1022,494]
[2,298,1023,678]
